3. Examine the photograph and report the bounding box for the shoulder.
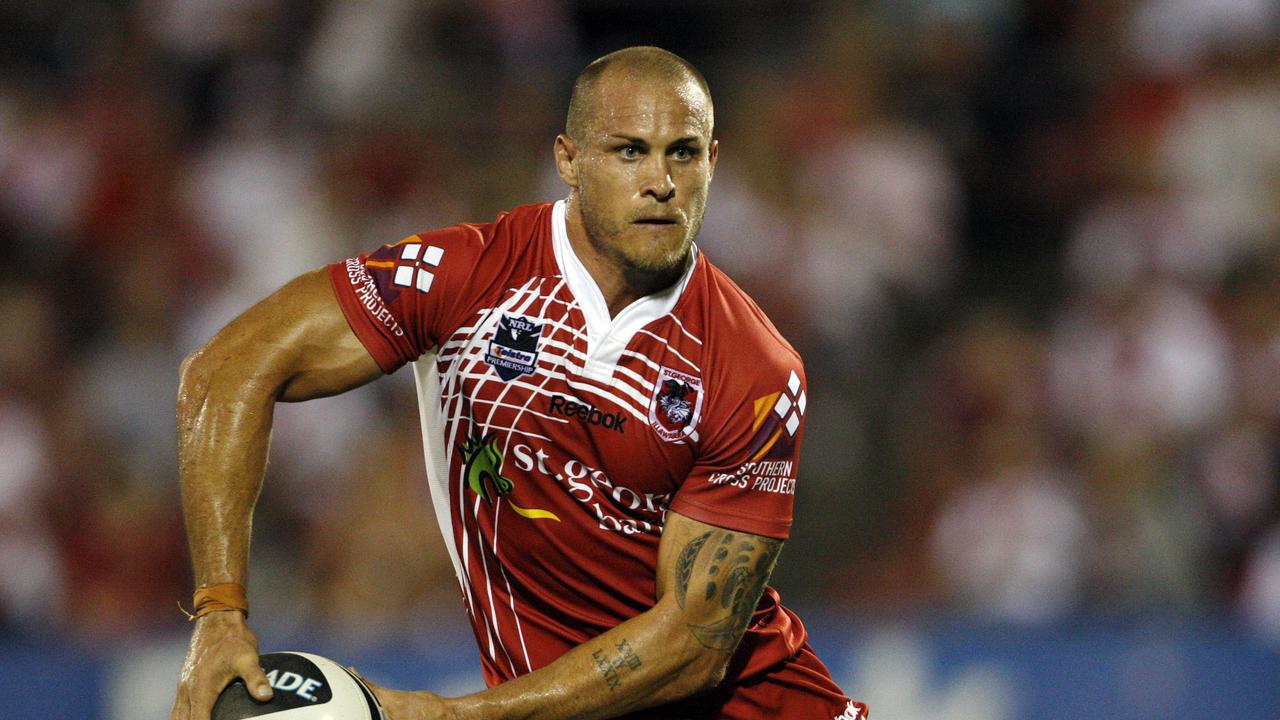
[676,254,806,444]
[677,256,808,472]
[691,254,803,373]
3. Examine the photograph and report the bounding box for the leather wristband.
[183,582,249,620]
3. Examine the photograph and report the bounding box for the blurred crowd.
[1,0,1279,644]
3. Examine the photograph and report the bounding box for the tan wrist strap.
[180,582,249,620]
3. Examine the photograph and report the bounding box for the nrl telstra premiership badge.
[486,314,544,381]
[649,366,704,442]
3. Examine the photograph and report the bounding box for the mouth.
[632,218,679,226]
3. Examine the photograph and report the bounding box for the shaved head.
[566,46,713,142]
[553,45,720,307]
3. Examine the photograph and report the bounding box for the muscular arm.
[377,510,783,720]
[172,268,383,719]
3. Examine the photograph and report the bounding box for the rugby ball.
[212,651,386,720]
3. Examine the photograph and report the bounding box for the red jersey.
[328,201,864,719]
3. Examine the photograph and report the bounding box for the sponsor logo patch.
[707,460,796,495]
[509,441,671,535]
[704,369,806,493]
[363,239,445,296]
[458,433,559,521]
[485,314,543,381]
[745,369,806,459]
[265,669,326,702]
[648,366,703,442]
[548,395,627,433]
[344,258,405,338]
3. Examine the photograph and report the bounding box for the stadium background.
[1,0,1278,717]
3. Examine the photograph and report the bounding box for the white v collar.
[550,199,697,375]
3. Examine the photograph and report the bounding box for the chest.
[441,280,708,498]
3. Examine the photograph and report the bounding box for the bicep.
[656,510,784,653]
[192,268,383,402]
[277,269,384,400]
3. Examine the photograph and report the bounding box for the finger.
[235,653,274,701]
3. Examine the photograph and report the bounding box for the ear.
[707,139,719,183]
[554,134,579,188]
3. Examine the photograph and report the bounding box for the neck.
[564,197,687,317]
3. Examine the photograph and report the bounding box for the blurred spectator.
[1154,39,1280,263]
[929,436,1088,624]
[0,402,64,630]
[1048,277,1234,445]
[300,412,459,646]
[1,0,1279,644]
[1240,523,1280,639]
[892,309,1089,623]
[787,8,961,370]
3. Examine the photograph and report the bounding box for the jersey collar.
[551,199,698,369]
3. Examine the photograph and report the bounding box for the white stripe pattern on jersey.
[432,269,711,674]
[490,277,572,674]
[667,312,704,346]
[438,307,654,420]
[438,305,707,412]
[465,274,552,675]
[441,313,656,419]
[438,275,543,675]
[636,328,700,374]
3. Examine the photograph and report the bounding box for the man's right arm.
[171,268,383,720]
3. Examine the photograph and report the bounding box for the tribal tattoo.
[676,530,783,652]
[675,531,712,609]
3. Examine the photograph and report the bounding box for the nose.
[641,157,675,202]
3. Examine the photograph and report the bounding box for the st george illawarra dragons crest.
[648,366,703,442]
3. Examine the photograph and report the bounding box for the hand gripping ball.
[212,652,386,720]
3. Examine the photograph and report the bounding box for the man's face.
[559,74,718,276]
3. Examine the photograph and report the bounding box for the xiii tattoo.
[593,638,642,691]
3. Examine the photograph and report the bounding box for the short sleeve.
[669,363,807,540]
[327,223,491,374]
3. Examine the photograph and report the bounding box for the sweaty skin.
[368,511,781,720]
[172,49,781,720]
[172,269,382,720]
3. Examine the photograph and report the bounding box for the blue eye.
[620,146,641,159]
[672,147,693,161]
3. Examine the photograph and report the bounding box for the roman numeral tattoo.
[592,638,642,691]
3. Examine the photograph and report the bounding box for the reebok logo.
[549,395,627,433]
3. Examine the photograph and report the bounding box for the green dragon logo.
[458,433,559,521]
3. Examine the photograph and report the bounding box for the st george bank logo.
[457,433,559,521]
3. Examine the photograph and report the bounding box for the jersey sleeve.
[327,223,495,374]
[669,361,807,540]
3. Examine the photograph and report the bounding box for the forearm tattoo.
[593,638,642,691]
[675,530,782,652]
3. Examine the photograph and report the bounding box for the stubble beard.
[577,188,706,293]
